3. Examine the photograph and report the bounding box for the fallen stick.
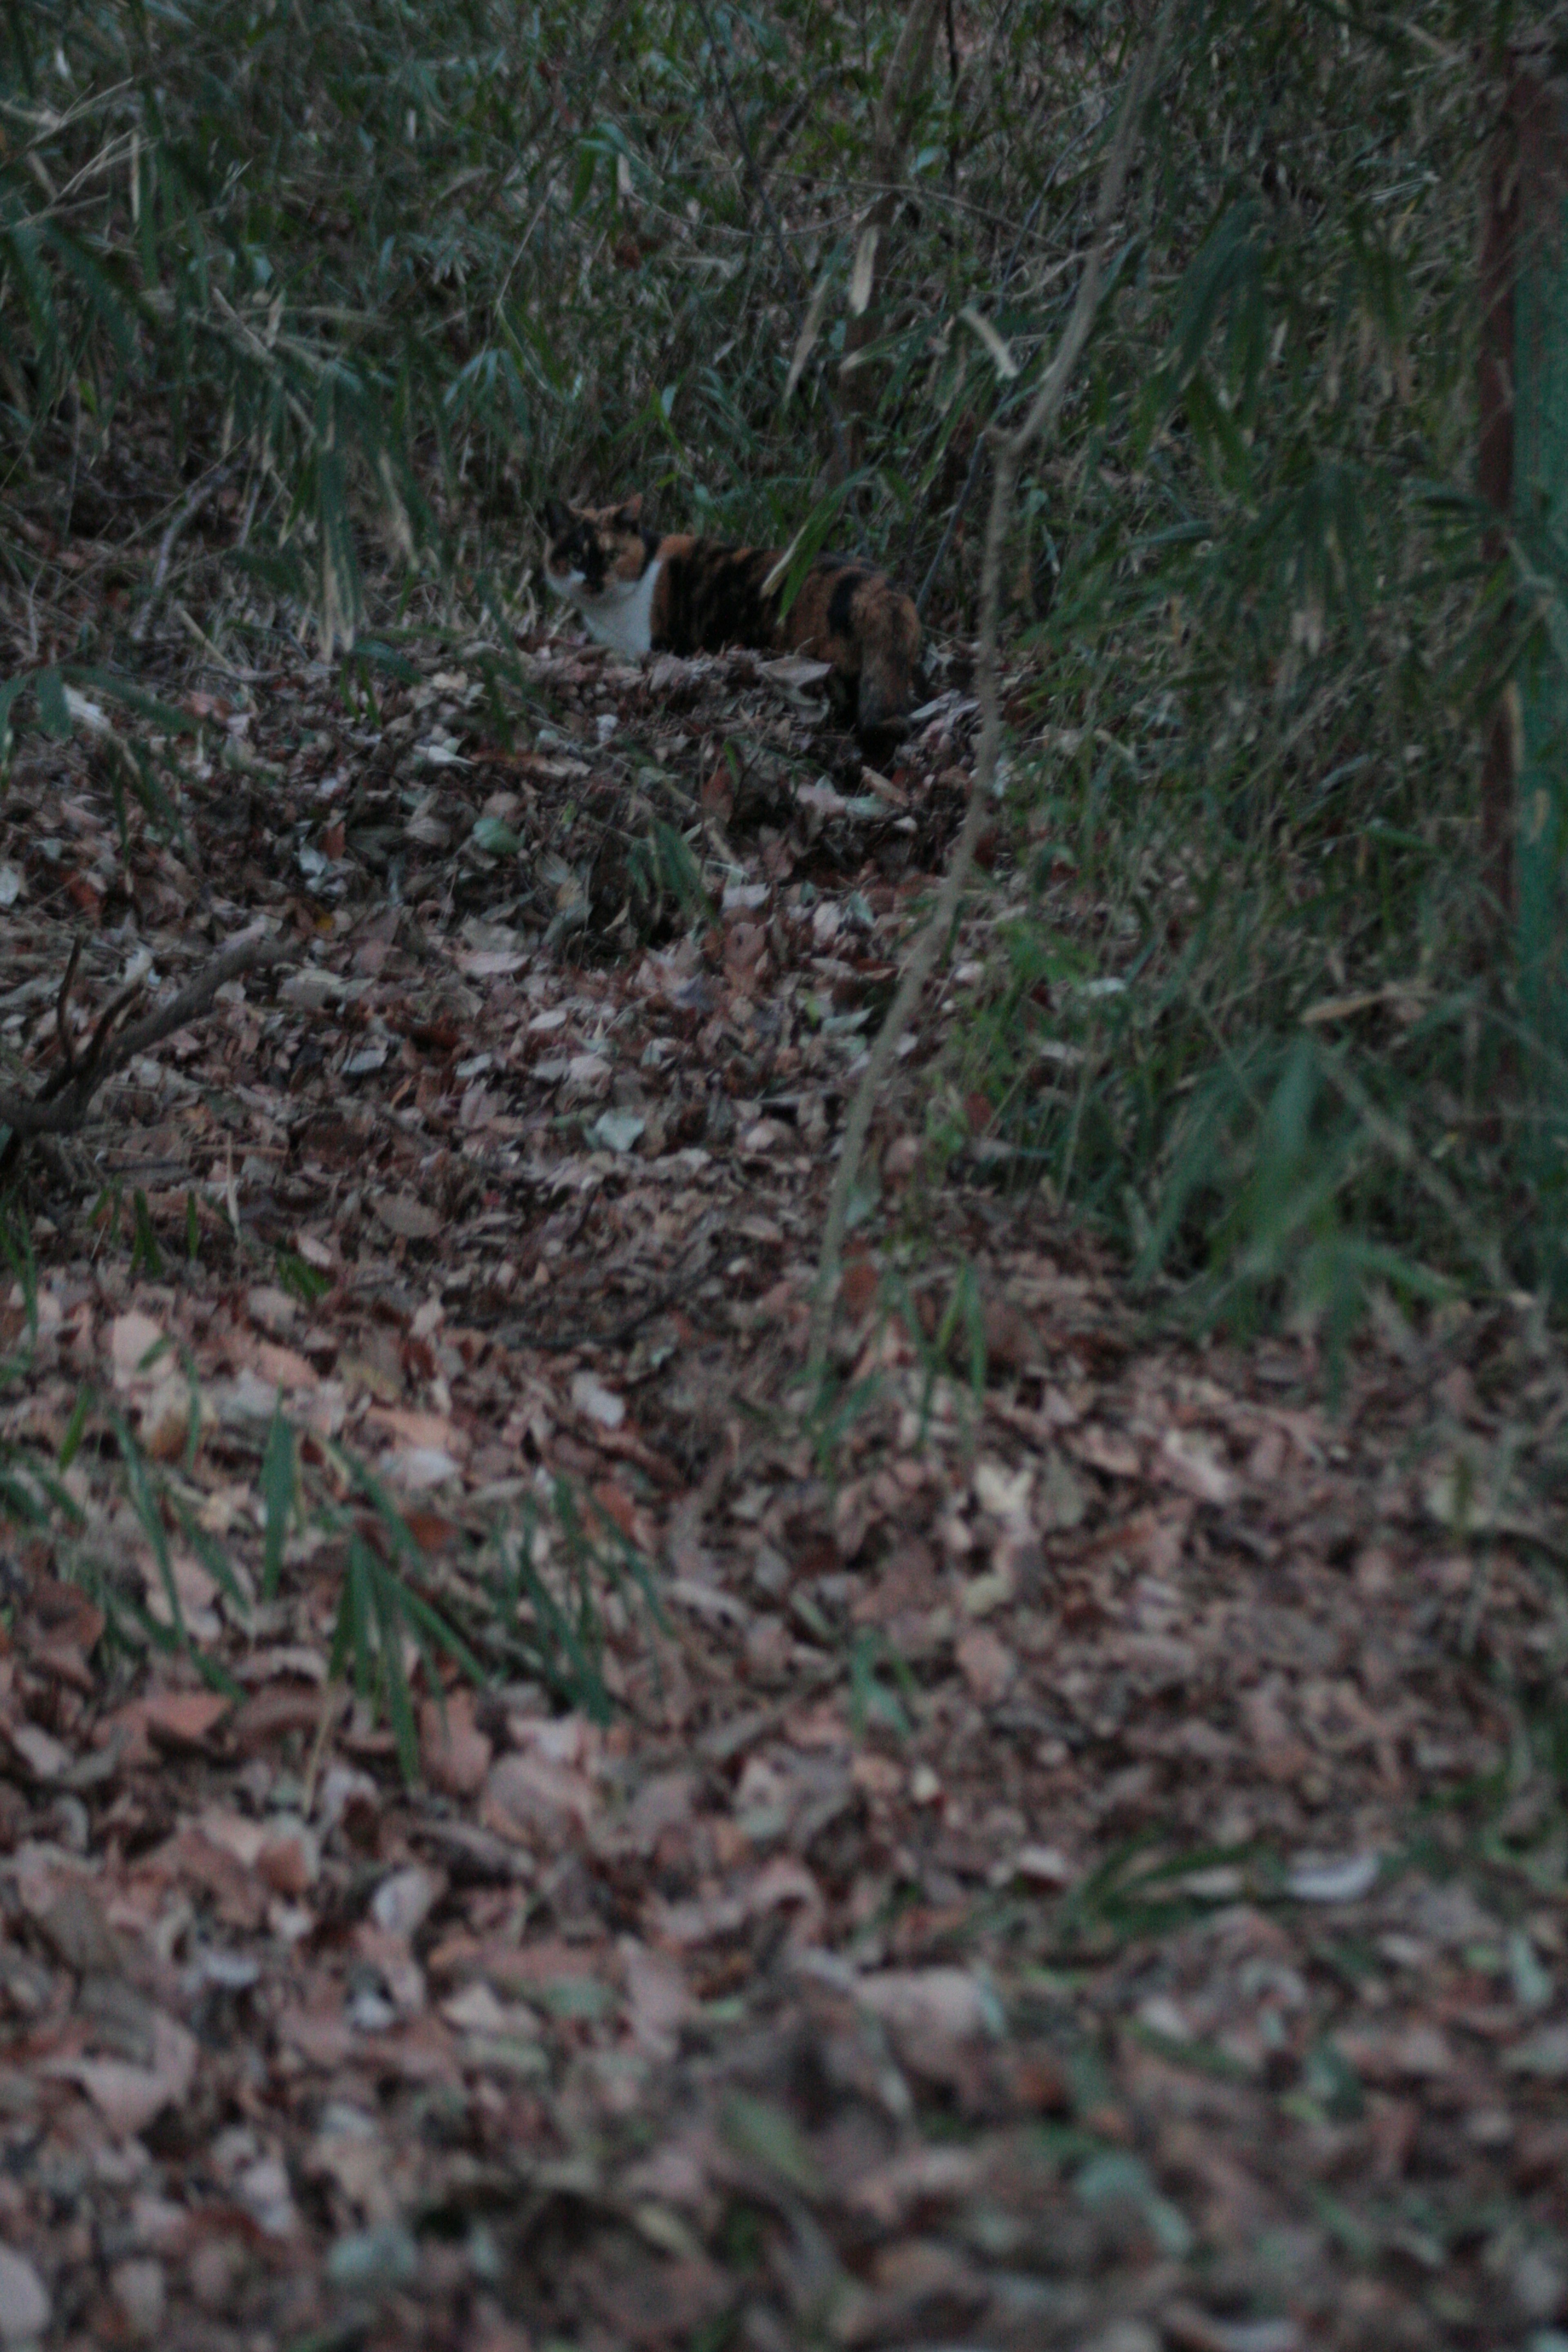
[0,932,298,1147]
[808,17,1170,1378]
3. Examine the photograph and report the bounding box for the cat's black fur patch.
[543,497,923,739]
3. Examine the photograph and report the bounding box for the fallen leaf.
[1285,1851,1381,1903]
[47,2010,197,2136]
[143,1690,232,1749]
[587,1107,646,1154]
[371,1192,443,1241]
[856,1967,1000,2045]
[483,1750,597,1848]
[849,2144,982,2227]
[1157,1425,1236,1506]
[370,1863,444,1938]
[1,1719,70,1781]
[110,1310,167,1386]
[258,1820,319,1897]
[420,1691,492,1797]
[621,1938,693,2058]
[955,1627,1015,1704]
[1503,2024,1568,2079]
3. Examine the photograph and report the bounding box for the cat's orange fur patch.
[544,496,922,737]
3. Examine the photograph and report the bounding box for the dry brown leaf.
[45,2010,197,2136]
[142,1690,232,1749]
[370,1192,442,1240]
[419,1690,492,1797]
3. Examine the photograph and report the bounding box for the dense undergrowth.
[1,0,1560,1334]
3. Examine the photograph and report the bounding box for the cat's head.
[542,496,648,600]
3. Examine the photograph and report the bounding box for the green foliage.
[129,1186,161,1276]
[325,1520,474,1784]
[1,0,1559,1325]
[274,1247,334,1307]
[1049,1835,1275,1957]
[260,1403,296,1600]
[628,815,714,930]
[942,0,1566,1330]
[486,1475,663,1724]
[0,0,947,663]
[0,1257,646,1774]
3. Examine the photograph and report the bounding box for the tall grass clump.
[943,1,1561,1332]
[2,0,1558,1328]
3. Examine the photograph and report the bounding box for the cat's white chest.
[548,559,662,660]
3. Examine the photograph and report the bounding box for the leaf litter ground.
[1,623,1567,2352]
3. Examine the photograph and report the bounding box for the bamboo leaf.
[782,272,833,407]
[34,668,69,740]
[958,303,1018,380]
[848,223,879,318]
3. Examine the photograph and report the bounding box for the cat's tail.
[857,587,923,737]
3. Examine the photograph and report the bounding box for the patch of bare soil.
[0,628,1565,2352]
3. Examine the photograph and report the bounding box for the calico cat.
[542,496,922,737]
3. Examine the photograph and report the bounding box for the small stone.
[327,2224,420,2292]
[1510,2243,1566,2322]
[1083,2325,1160,2352]
[110,2258,165,2341]
[186,2238,244,2313]
[0,2244,49,2345]
[1505,2024,1568,2080]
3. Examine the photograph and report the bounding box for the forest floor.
[1,613,1566,2352]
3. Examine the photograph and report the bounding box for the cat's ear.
[612,495,644,529]
[543,499,572,539]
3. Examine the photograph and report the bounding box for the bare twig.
[808,19,1170,1378]
[173,602,270,685]
[467,1216,721,1352]
[0,933,298,1147]
[60,969,148,1100]
[53,938,84,1076]
[132,457,236,644]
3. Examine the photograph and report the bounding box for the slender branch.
[808,18,1170,1378]
[0,934,298,1144]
